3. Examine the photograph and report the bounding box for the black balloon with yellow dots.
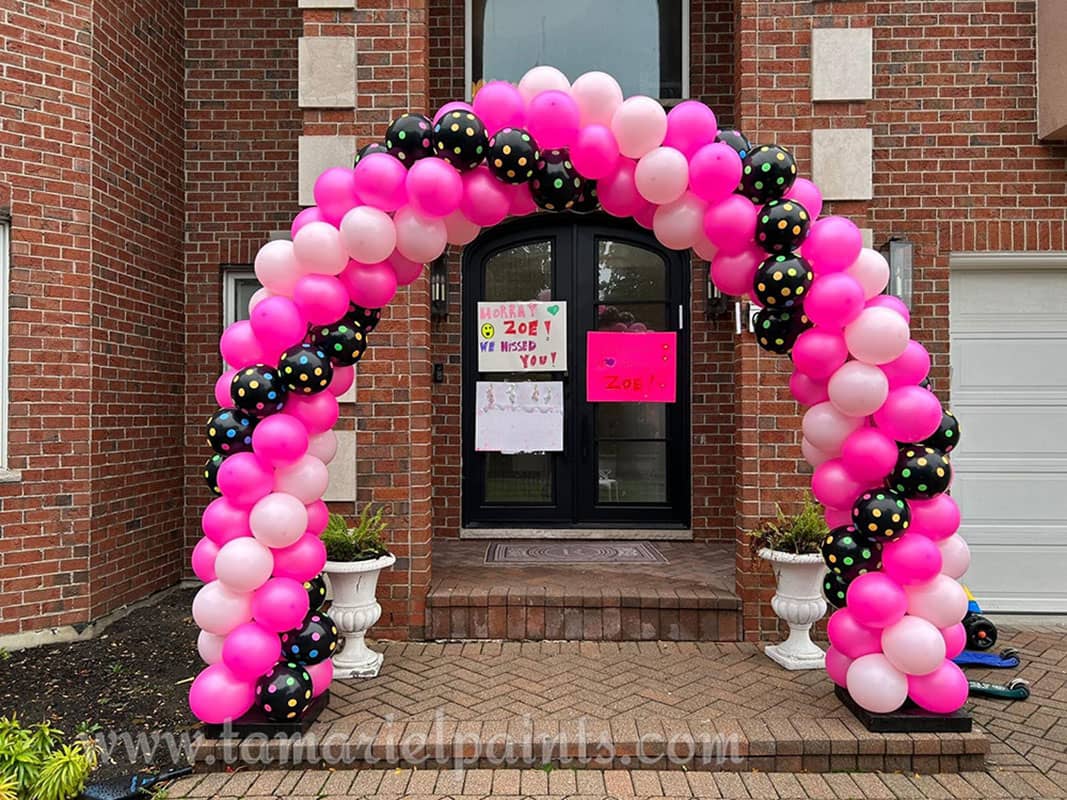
[304,575,327,612]
[486,127,539,184]
[278,344,334,395]
[755,199,810,255]
[280,611,339,666]
[851,489,911,540]
[715,128,751,160]
[384,113,435,166]
[752,254,813,309]
[740,144,797,204]
[255,661,313,722]
[823,571,851,610]
[821,525,883,581]
[571,181,600,214]
[353,141,389,167]
[203,453,224,495]
[346,304,382,334]
[311,321,367,367]
[230,365,288,417]
[753,307,810,354]
[920,410,961,454]
[206,408,256,455]
[433,110,488,172]
[531,148,584,211]
[891,446,952,499]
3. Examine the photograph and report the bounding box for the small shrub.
[0,715,99,800]
[748,496,829,555]
[321,505,391,562]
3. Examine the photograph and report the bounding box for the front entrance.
[462,217,691,529]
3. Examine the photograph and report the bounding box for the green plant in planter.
[0,715,99,800]
[321,505,391,562]
[748,497,829,555]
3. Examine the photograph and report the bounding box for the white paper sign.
[475,381,564,453]
[477,301,567,372]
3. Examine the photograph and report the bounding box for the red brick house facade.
[1,0,1064,641]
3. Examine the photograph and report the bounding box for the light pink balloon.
[662,100,717,158]
[328,365,354,398]
[703,195,757,255]
[792,328,849,380]
[811,458,865,510]
[307,659,334,697]
[908,660,969,713]
[247,287,273,317]
[307,430,338,464]
[251,577,310,633]
[252,414,309,467]
[709,247,762,296]
[443,209,481,245]
[434,100,472,123]
[597,159,643,217]
[873,385,943,442]
[570,71,623,126]
[215,369,238,408]
[339,259,398,308]
[292,221,348,276]
[285,392,340,435]
[802,401,865,454]
[254,239,301,297]
[339,206,396,265]
[388,252,424,286]
[941,623,967,659]
[202,496,252,545]
[790,371,829,406]
[192,580,253,636]
[801,437,832,467]
[846,248,891,299]
[805,273,865,328]
[394,207,447,264]
[460,166,510,227]
[688,142,743,204]
[905,574,969,628]
[353,153,408,212]
[472,81,525,134]
[882,615,946,676]
[883,533,942,586]
[652,192,707,250]
[880,341,931,389]
[290,206,326,239]
[249,492,308,549]
[306,499,329,536]
[847,572,908,629]
[827,607,884,659]
[909,495,961,541]
[217,451,274,509]
[526,90,580,149]
[312,167,358,226]
[192,537,219,583]
[840,428,898,483]
[215,536,275,593]
[197,630,225,665]
[827,361,889,417]
[825,646,853,687]
[249,296,306,356]
[783,178,822,220]
[274,454,329,505]
[406,157,463,218]
[570,124,620,179]
[801,217,863,275]
[937,534,971,580]
[222,621,282,681]
[867,294,911,323]
[293,274,349,326]
[517,65,570,103]
[220,320,269,369]
[271,533,327,582]
[611,96,667,159]
[635,146,689,205]
[846,653,908,714]
[188,663,256,724]
[844,307,911,365]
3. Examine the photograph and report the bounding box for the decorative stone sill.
[0,468,22,484]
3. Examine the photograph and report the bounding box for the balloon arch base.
[201,691,331,740]
[835,686,973,733]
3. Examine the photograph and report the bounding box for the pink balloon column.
[195,65,973,721]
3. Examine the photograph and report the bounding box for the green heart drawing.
[546,304,560,316]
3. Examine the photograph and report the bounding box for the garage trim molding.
[950,252,1067,271]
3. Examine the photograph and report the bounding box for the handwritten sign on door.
[477,301,567,372]
[475,381,564,453]
[586,331,677,403]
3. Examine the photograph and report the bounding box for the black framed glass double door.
[462,217,690,528]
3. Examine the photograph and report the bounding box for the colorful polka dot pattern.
[487,127,539,184]
[921,409,961,454]
[205,408,256,455]
[752,254,814,309]
[891,447,952,499]
[753,306,810,354]
[230,366,287,417]
[280,611,339,666]
[821,524,883,580]
[739,145,797,204]
[385,113,435,165]
[255,661,313,722]
[851,489,911,541]
[531,148,584,211]
[310,321,367,368]
[823,572,850,609]
[202,453,224,495]
[433,111,488,172]
[755,199,811,254]
[278,344,334,395]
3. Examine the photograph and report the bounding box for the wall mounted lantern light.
[705,273,731,318]
[880,236,914,309]
[430,255,449,320]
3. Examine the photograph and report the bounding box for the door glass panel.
[596,303,667,331]
[597,441,668,503]
[485,452,553,503]
[597,241,667,302]
[486,240,552,302]
[597,404,666,439]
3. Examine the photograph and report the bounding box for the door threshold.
[459,528,693,541]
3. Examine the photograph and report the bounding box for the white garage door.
[950,256,1067,612]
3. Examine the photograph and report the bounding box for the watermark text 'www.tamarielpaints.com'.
[94,711,743,770]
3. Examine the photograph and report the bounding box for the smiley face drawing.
[480,322,495,339]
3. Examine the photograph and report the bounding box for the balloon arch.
[190,66,970,724]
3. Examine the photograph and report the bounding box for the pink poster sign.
[586,332,677,403]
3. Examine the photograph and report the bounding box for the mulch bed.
[0,587,202,779]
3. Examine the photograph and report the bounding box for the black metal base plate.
[835,685,972,733]
[202,690,330,739]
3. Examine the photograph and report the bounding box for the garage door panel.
[953,338,1067,393]
[953,474,1067,529]
[964,543,1067,613]
[952,269,1067,315]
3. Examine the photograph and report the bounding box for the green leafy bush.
[321,505,391,562]
[0,715,99,800]
[748,496,829,555]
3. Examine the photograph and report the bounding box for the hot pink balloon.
[307,659,334,698]
[880,341,931,389]
[937,534,971,580]
[873,385,943,442]
[789,371,829,406]
[703,195,757,255]
[825,646,852,687]
[394,207,447,264]
[908,660,969,714]
[840,427,898,483]
[846,653,908,714]
[867,294,911,323]
[801,437,832,467]
[653,192,706,250]
[905,574,969,628]
[784,178,823,220]
[307,430,338,464]
[460,166,510,227]
[805,273,865,328]
[688,142,743,204]
[811,458,865,510]
[328,364,354,397]
[192,580,253,636]
[611,95,667,159]
[251,577,310,633]
[285,391,339,435]
[941,623,967,659]
[290,206,326,239]
[197,630,225,665]
[844,306,911,365]
[252,414,308,467]
[792,328,849,380]
[188,663,256,724]
[293,273,349,326]
[222,622,282,681]
[353,152,408,212]
[217,451,273,509]
[909,495,961,541]
[517,65,570,102]
[570,70,624,126]
[339,205,396,265]
[847,572,908,629]
[271,533,327,582]
[443,209,481,245]
[846,248,890,299]
[292,221,348,276]
[802,401,865,454]
[220,320,269,369]
[801,216,863,274]
[508,182,537,216]
[633,200,655,230]
[472,81,525,134]
[388,252,424,286]
[663,100,717,158]
[249,296,307,357]
[433,100,473,123]
[882,615,946,676]
[312,167,358,226]
[827,360,889,417]
[247,287,273,316]
[570,124,620,179]
[824,506,853,528]
[215,369,238,408]
[406,157,462,218]
[192,537,219,583]
[202,496,252,546]
[709,247,762,296]
[273,454,329,505]
[526,90,580,149]
[597,158,642,217]
[254,240,300,296]
[827,607,883,659]
[249,492,308,549]
[339,260,398,308]
[882,533,942,586]
[306,499,329,535]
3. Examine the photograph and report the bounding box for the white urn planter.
[758,548,828,670]
[324,553,396,678]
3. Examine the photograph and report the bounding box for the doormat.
[484,541,668,565]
